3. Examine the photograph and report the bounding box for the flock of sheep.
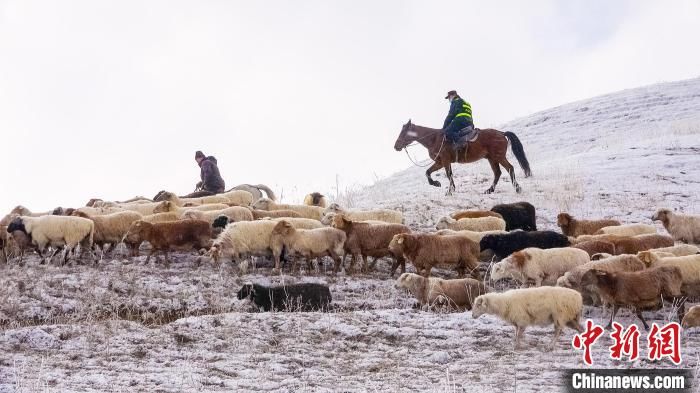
[2,188,700,350]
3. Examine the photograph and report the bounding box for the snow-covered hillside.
[359,77,700,232]
[1,78,699,393]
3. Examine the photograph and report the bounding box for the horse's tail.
[504,131,532,177]
[252,184,277,201]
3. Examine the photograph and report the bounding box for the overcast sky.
[1,0,699,212]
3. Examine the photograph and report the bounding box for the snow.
[2,77,700,392]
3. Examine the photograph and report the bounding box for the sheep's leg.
[145,249,154,264]
[606,305,619,329]
[514,326,525,350]
[163,250,171,268]
[550,324,562,348]
[361,254,369,273]
[674,297,687,323]
[634,310,650,331]
[389,255,405,277]
[423,265,433,277]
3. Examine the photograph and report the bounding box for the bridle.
[400,124,446,167]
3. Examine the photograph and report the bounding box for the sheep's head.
[252,198,271,211]
[435,216,454,230]
[556,274,573,288]
[388,233,407,255]
[489,261,510,282]
[6,217,26,235]
[651,208,671,224]
[272,220,294,236]
[331,214,350,230]
[320,212,336,226]
[124,220,149,244]
[557,213,572,227]
[636,251,658,266]
[70,210,90,218]
[580,269,608,287]
[85,198,102,207]
[682,307,700,329]
[181,211,198,220]
[471,295,489,318]
[212,215,229,229]
[325,203,343,214]
[11,205,31,216]
[479,235,498,252]
[394,272,420,290]
[152,201,171,213]
[237,283,254,300]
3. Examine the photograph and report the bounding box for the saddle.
[453,126,480,151]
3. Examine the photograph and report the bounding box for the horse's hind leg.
[499,158,521,193]
[485,158,502,194]
[444,163,456,196]
[425,162,443,188]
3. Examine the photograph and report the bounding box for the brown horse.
[394,120,531,195]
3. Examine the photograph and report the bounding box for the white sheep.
[435,229,507,244]
[647,244,699,256]
[76,206,125,216]
[323,203,404,224]
[595,223,656,236]
[652,208,700,244]
[269,220,346,271]
[490,247,589,287]
[181,206,253,223]
[152,201,229,216]
[7,215,94,264]
[638,252,700,296]
[218,189,255,206]
[252,197,325,220]
[208,220,278,264]
[472,286,583,349]
[435,216,506,232]
[9,205,50,218]
[120,201,171,216]
[71,210,143,255]
[268,217,324,230]
[156,191,232,206]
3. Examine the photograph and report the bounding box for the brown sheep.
[682,306,700,329]
[249,209,302,220]
[557,213,621,237]
[580,266,683,329]
[71,210,143,257]
[123,220,212,264]
[388,233,480,279]
[331,214,410,275]
[450,210,503,220]
[395,272,488,311]
[269,220,345,272]
[572,240,616,257]
[610,234,674,255]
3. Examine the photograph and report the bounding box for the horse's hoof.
[515,185,522,193]
[431,181,441,188]
[484,188,494,194]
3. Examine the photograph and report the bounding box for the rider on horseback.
[443,90,474,156]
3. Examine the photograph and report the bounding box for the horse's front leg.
[444,163,456,196]
[425,162,443,188]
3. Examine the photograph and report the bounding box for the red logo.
[572,320,605,365]
[609,322,640,361]
[648,322,682,365]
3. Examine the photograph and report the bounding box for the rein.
[402,128,446,168]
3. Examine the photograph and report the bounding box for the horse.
[393,120,531,195]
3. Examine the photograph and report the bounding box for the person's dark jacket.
[443,97,473,129]
[199,156,225,193]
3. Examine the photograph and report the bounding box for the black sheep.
[479,230,570,260]
[237,282,332,312]
[490,201,537,231]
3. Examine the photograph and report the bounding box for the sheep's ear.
[397,236,404,244]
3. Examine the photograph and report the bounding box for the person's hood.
[199,156,218,167]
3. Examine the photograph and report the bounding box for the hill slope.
[359,77,700,231]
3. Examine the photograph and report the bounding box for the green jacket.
[443,97,473,128]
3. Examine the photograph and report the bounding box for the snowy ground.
[2,78,700,392]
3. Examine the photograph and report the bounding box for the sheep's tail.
[503,131,532,177]
[253,184,276,201]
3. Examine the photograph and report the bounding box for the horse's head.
[394,119,415,151]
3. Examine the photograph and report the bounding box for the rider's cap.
[195,150,205,159]
[445,90,458,99]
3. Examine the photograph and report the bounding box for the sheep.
[580,266,683,329]
[152,201,230,215]
[119,201,171,216]
[226,184,275,202]
[609,234,674,255]
[471,287,583,349]
[647,244,699,257]
[320,212,385,226]
[638,252,700,297]
[250,209,302,220]
[154,191,231,206]
[572,240,616,257]
[9,205,52,217]
[269,220,346,271]
[450,210,503,220]
[252,197,325,220]
[490,247,590,287]
[330,214,410,275]
[123,220,212,264]
[388,233,480,279]
[490,201,536,231]
[682,305,700,329]
[570,233,621,244]
[395,272,487,311]
[75,206,125,216]
[556,255,646,305]
[211,215,229,237]
[237,282,331,311]
[268,217,324,230]
[435,229,507,244]
[208,220,279,264]
[435,216,506,232]
[6,215,94,264]
[181,206,254,224]
[595,223,657,236]
[71,210,143,257]
[323,203,403,224]
[140,212,181,223]
[479,231,570,260]
[3,228,38,264]
[556,213,620,237]
[652,208,700,244]
[218,189,255,206]
[303,192,329,208]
